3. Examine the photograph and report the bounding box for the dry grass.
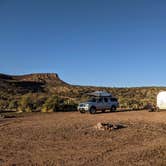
[0,111,165,166]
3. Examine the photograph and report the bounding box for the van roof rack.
[87,91,112,97]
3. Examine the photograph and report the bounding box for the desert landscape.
[0,73,165,112]
[0,73,166,165]
[1,0,166,165]
[0,110,165,166]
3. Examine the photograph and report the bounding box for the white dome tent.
[157,91,166,109]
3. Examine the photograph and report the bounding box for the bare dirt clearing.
[0,111,165,166]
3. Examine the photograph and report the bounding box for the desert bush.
[8,100,18,111]
[18,94,34,112]
[1,75,166,112]
[0,100,9,110]
[30,94,46,112]
[42,95,59,112]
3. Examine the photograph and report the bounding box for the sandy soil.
[0,110,165,166]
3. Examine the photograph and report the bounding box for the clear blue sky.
[0,0,166,87]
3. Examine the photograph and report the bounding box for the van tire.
[89,107,96,114]
[111,106,116,112]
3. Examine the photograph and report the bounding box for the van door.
[96,98,103,110]
[103,97,110,110]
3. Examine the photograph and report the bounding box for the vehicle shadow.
[95,109,142,114]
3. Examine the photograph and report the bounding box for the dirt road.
[0,111,165,166]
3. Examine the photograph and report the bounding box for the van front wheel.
[89,107,96,114]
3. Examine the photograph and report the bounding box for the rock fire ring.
[94,122,127,131]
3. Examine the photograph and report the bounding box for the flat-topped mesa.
[0,73,68,85]
[15,73,59,81]
[15,73,66,84]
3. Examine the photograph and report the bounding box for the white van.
[77,91,119,114]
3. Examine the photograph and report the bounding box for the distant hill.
[0,73,67,84]
[0,73,166,112]
[0,73,68,94]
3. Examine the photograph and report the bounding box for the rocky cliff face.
[0,73,68,85]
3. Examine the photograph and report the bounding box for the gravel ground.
[0,110,165,166]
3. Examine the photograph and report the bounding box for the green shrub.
[8,100,18,111]
[42,95,59,112]
[0,100,8,110]
[18,94,34,112]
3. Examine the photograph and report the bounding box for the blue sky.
[0,0,166,87]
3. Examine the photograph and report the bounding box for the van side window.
[92,98,96,102]
[104,98,108,103]
[98,98,102,102]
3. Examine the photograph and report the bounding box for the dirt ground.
[0,110,165,166]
